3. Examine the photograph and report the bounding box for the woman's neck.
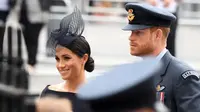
[64,72,86,93]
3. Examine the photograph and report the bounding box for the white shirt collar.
[156,48,168,61]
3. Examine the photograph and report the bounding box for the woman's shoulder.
[40,85,51,97]
[40,84,92,112]
[48,82,65,91]
[40,82,65,97]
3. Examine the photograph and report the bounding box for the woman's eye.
[55,57,59,61]
[64,56,71,60]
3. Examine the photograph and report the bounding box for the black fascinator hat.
[46,6,85,55]
[46,7,95,72]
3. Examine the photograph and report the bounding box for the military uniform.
[77,59,169,112]
[155,51,200,112]
[122,3,200,112]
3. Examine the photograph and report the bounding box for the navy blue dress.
[40,85,92,112]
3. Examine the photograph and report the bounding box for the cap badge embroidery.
[127,9,135,21]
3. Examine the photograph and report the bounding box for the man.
[122,3,200,112]
[19,0,50,74]
[4,0,50,74]
[145,0,182,56]
[77,59,169,112]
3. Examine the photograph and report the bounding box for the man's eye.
[136,31,142,35]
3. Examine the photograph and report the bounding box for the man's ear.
[155,29,163,39]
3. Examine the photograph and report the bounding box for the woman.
[40,7,94,112]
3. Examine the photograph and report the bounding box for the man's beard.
[132,43,154,57]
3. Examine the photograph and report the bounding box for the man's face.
[128,28,157,56]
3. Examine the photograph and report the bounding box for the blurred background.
[6,0,199,94]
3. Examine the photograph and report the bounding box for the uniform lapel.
[154,51,172,87]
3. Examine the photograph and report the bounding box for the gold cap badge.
[127,9,135,21]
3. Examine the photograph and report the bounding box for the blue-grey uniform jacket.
[154,51,200,112]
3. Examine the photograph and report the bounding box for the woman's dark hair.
[66,36,94,72]
[47,7,94,72]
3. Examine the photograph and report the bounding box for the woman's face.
[55,45,87,80]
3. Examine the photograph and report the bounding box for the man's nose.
[129,33,135,41]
